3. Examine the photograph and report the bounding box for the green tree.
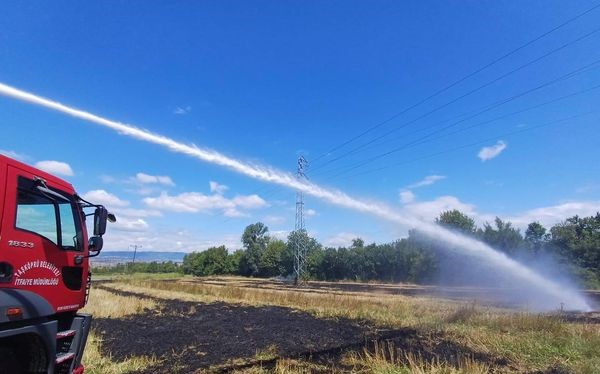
[550,213,600,284]
[228,249,245,274]
[525,221,548,254]
[478,217,524,255]
[259,239,288,277]
[436,210,477,235]
[182,246,230,276]
[241,222,270,276]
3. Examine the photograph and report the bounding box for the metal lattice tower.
[293,156,308,285]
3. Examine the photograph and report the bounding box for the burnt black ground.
[93,286,371,373]
[91,285,537,373]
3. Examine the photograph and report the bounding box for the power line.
[317,59,600,171]
[338,110,598,180]
[316,57,600,178]
[310,24,600,173]
[309,1,600,166]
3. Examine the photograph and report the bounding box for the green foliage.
[182,246,231,276]
[436,209,477,234]
[260,239,289,277]
[525,221,548,254]
[92,261,181,275]
[478,217,524,255]
[102,213,600,289]
[549,213,600,285]
[241,222,270,276]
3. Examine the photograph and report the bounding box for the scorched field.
[82,275,600,373]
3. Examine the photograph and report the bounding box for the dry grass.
[108,278,475,328]
[81,287,160,373]
[450,314,600,373]
[343,340,491,374]
[83,332,159,374]
[81,287,157,318]
[102,277,600,373]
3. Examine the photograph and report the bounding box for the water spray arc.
[293,156,309,285]
[0,82,591,311]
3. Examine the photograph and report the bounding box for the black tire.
[0,345,21,374]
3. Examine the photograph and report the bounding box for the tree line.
[93,261,182,275]
[181,210,600,288]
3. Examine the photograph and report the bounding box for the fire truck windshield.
[16,177,83,251]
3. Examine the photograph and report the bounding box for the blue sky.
[1,1,599,252]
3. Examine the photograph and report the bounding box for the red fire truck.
[0,155,114,373]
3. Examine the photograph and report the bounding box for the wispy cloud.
[324,232,364,247]
[305,208,317,217]
[110,217,149,232]
[143,190,267,216]
[478,140,507,161]
[34,160,74,176]
[209,181,229,194]
[505,200,600,229]
[173,106,191,115]
[135,172,175,186]
[400,175,445,204]
[402,195,478,222]
[407,175,446,189]
[399,190,416,204]
[0,149,28,161]
[82,189,130,207]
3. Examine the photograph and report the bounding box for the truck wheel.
[0,346,21,374]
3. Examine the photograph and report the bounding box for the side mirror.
[88,236,104,253]
[93,207,108,236]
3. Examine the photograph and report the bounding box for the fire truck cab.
[0,155,112,373]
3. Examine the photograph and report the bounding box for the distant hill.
[92,251,186,265]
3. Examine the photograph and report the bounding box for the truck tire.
[0,345,21,374]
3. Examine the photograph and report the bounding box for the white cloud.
[270,230,290,241]
[209,181,229,194]
[305,209,317,217]
[0,149,27,161]
[81,190,130,207]
[34,160,74,177]
[223,208,247,218]
[399,190,416,204]
[143,191,267,216]
[478,140,507,161]
[505,200,600,229]
[402,195,477,222]
[135,172,175,186]
[324,232,364,248]
[400,175,444,205]
[173,106,191,115]
[111,217,149,232]
[407,175,446,189]
[117,208,162,218]
[401,194,600,232]
[102,228,242,252]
